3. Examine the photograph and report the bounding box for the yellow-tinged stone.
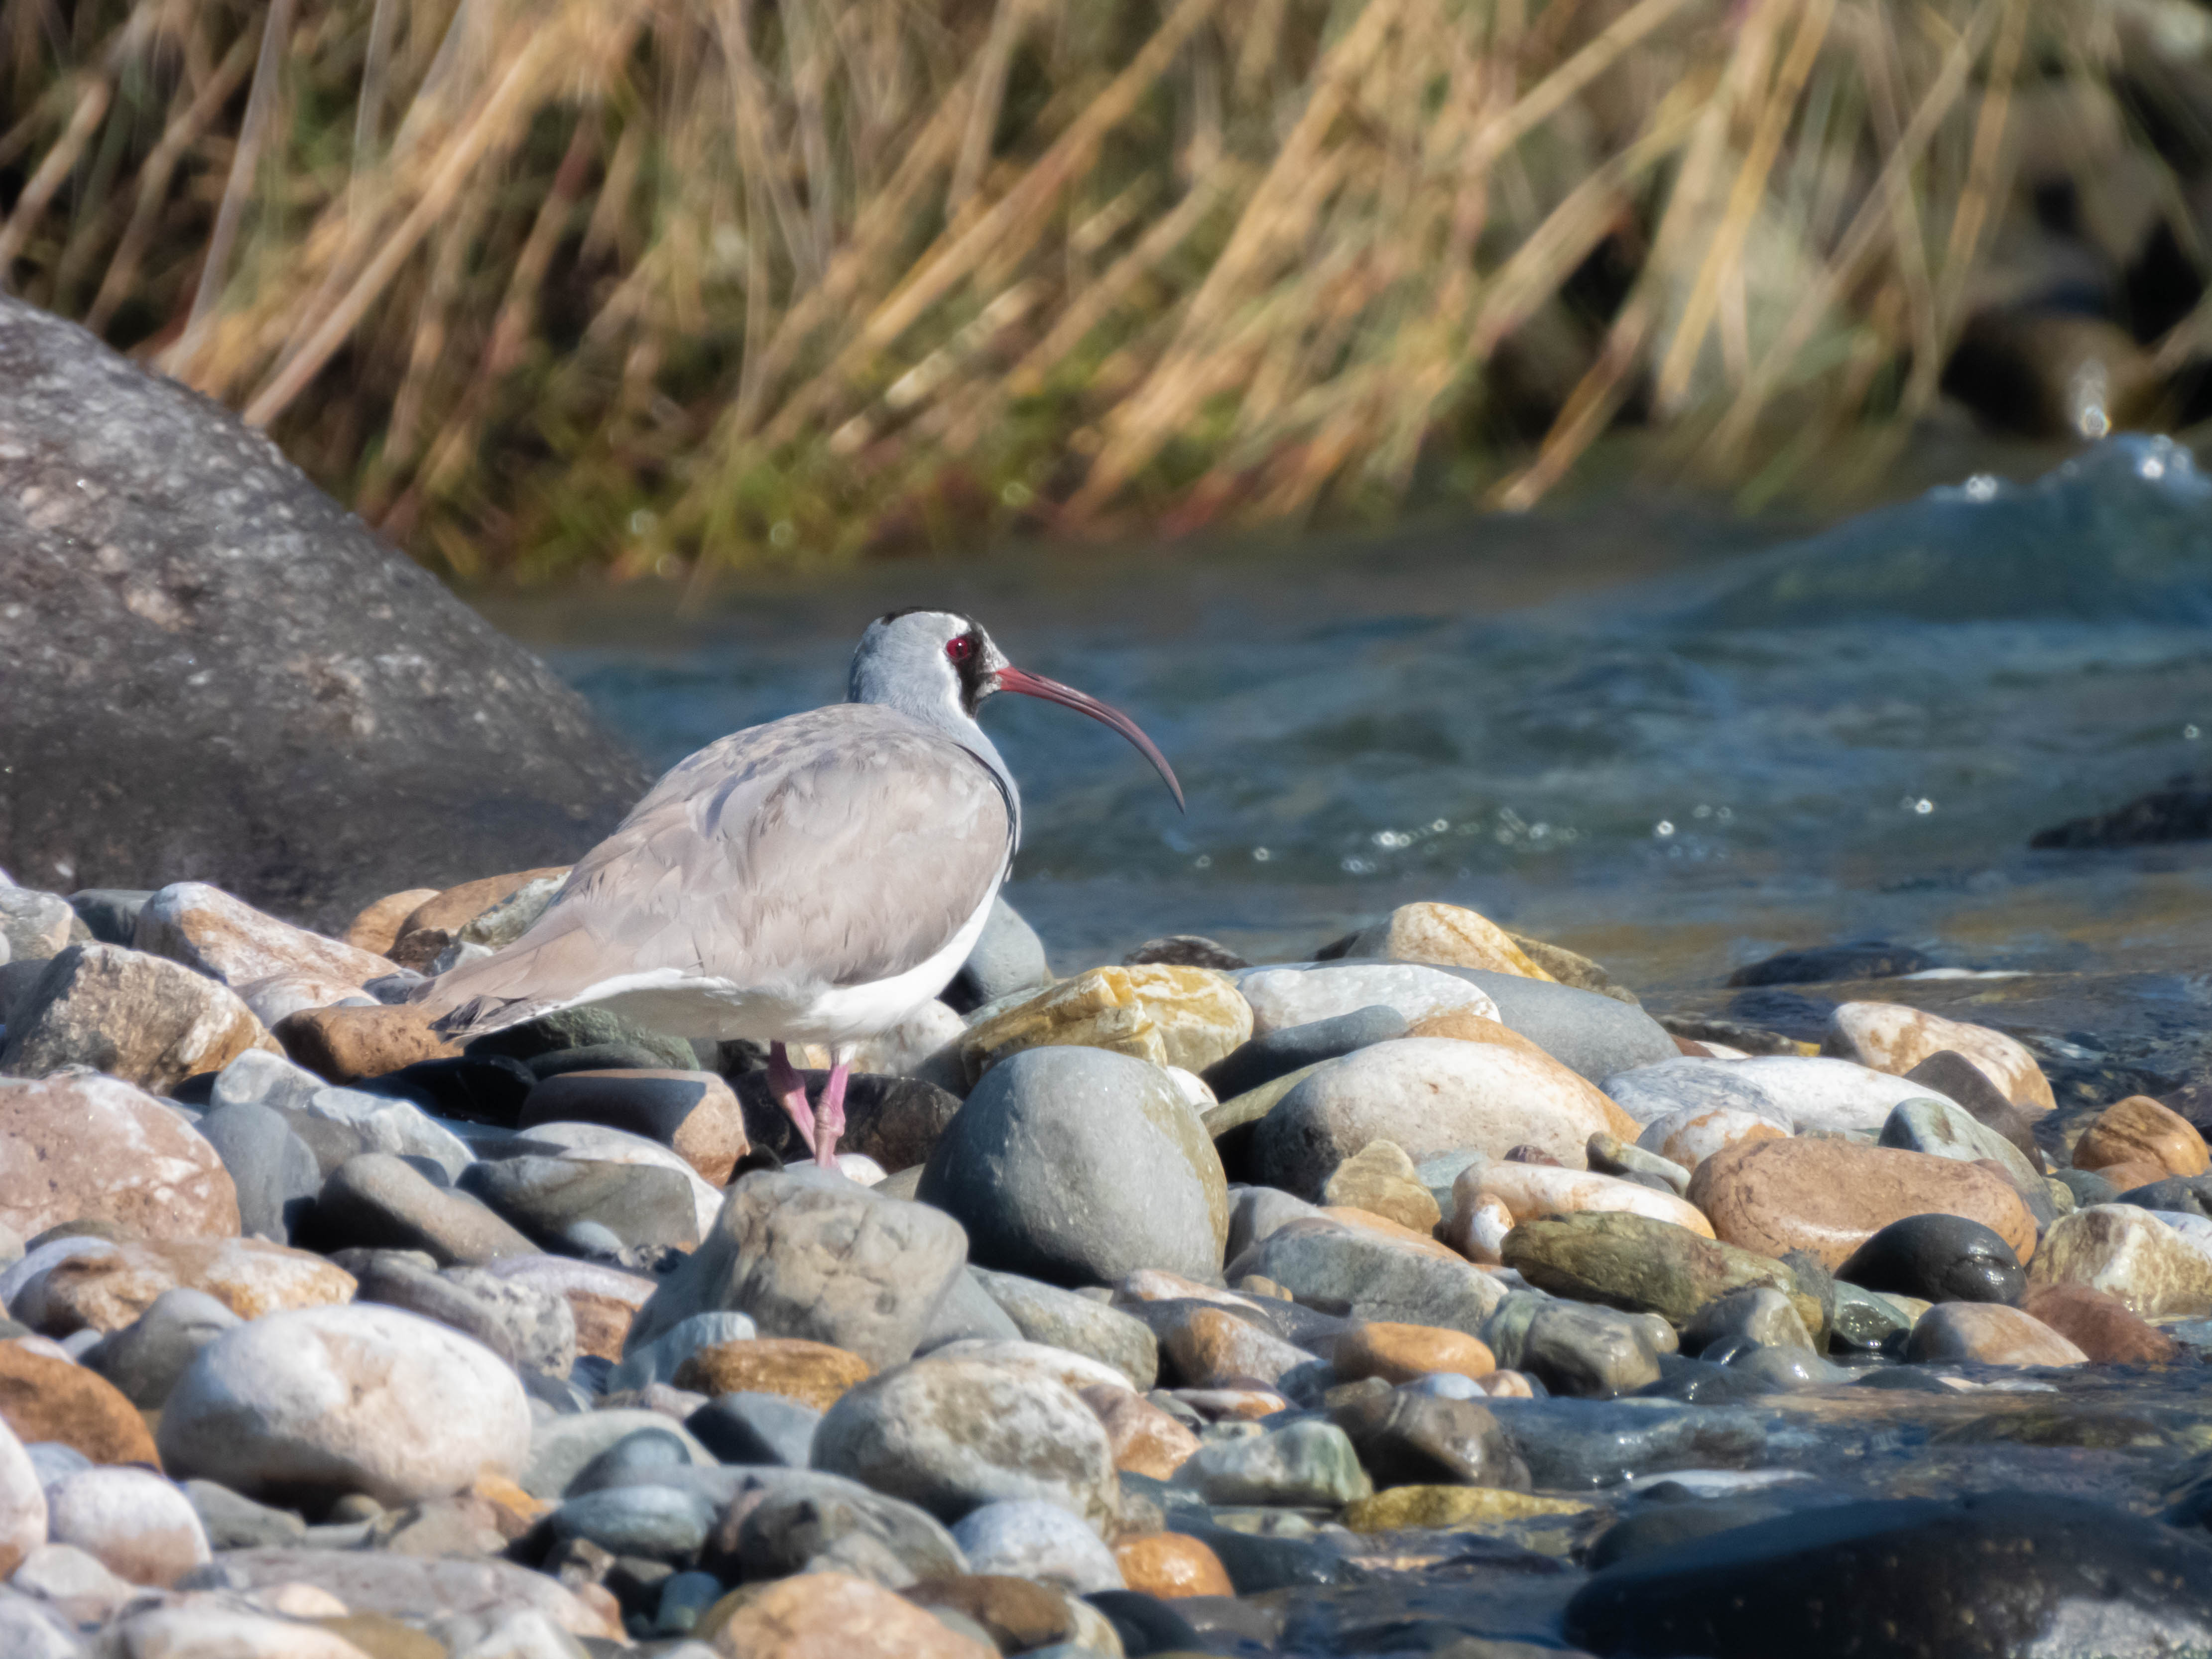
[1342,1486,1592,1533]
[1344,903,1555,980]
[1321,1141,1442,1232]
[961,964,1252,1082]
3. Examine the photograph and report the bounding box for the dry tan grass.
[0,0,2174,576]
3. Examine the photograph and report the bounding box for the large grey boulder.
[0,295,647,929]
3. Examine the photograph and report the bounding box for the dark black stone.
[466,1009,695,1071]
[1565,1492,2212,1658]
[1201,1005,1408,1101]
[1330,1389,1531,1490]
[526,1042,678,1082]
[1726,941,1933,987]
[0,296,647,931]
[1837,1214,2024,1305]
[66,889,150,946]
[686,1392,820,1467]
[458,1156,701,1252]
[371,1055,536,1126]
[1634,1355,1782,1404]
[1163,1520,1346,1593]
[1905,1050,2048,1170]
[1655,1014,1809,1057]
[1123,936,1250,971]
[1084,1590,1210,1658]
[2032,775,2212,849]
[2117,1172,2212,1219]
[195,1100,320,1244]
[1584,1493,1805,1571]
[734,1070,961,1174]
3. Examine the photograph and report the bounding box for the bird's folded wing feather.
[413,704,1012,1032]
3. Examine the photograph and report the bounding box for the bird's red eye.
[945,636,975,664]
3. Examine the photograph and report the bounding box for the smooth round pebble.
[950,1499,1125,1593]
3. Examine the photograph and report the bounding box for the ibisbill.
[412,609,1183,1165]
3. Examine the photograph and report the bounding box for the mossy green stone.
[1501,1212,1827,1340]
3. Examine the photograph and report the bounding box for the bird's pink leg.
[766,1042,816,1158]
[814,1058,850,1169]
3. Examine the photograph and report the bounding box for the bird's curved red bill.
[995,666,1186,811]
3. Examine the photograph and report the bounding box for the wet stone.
[1482,1296,1666,1399]
[969,1266,1159,1391]
[1837,1213,2026,1305]
[1565,1492,2212,1659]
[1329,1387,1531,1490]
[1484,1398,1766,1489]
[1175,1420,1370,1508]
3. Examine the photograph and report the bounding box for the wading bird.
[414,609,1182,1165]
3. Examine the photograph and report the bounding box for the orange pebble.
[1113,1533,1235,1598]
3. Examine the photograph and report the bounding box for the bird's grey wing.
[414,705,1011,1035]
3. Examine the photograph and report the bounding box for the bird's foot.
[814,1059,850,1170]
[766,1041,817,1158]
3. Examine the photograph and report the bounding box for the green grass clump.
[0,0,2182,580]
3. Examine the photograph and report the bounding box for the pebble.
[0,891,73,962]
[812,1357,1118,1530]
[1200,1005,1407,1103]
[351,1253,577,1376]
[700,1569,995,1658]
[304,1085,474,1180]
[0,944,278,1092]
[133,882,395,990]
[630,1169,964,1368]
[1319,1139,1442,1231]
[0,1338,160,1465]
[1238,963,1498,1035]
[1342,1484,1590,1532]
[459,1154,701,1255]
[499,1121,723,1238]
[517,1069,746,1185]
[477,1255,653,1364]
[41,1467,209,1586]
[345,887,444,956]
[1566,1492,2212,1658]
[1904,1302,2088,1366]
[1333,1320,1496,1385]
[1681,1287,1812,1356]
[178,1547,621,1640]
[1254,1038,1622,1197]
[606,1310,757,1392]
[1487,1397,1766,1488]
[734,1069,963,1172]
[274,1004,460,1084]
[157,1303,534,1507]
[11,1541,142,1626]
[9,1236,355,1335]
[1331,1387,1530,1488]
[314,1153,537,1265]
[0,1070,242,1240]
[1462,1158,1713,1236]
[1837,1213,2025,1304]
[1081,1385,1200,1478]
[713,1464,968,1586]
[1876,1095,2055,1223]
[1430,967,1679,1081]
[685,1390,821,1467]
[919,1045,1227,1286]
[1338,901,1556,978]
[1484,1295,1666,1398]
[1586,1131,1692,1194]
[549,1483,717,1562]
[194,1099,322,1244]
[1230,1216,1509,1335]
[2073,1094,2211,1179]
[1500,1212,1822,1335]
[78,1287,240,1407]
[923,1337,1135,1400]
[1902,1049,2048,1162]
[1605,1054,1955,1134]
[958,963,1252,1080]
[235,971,378,1029]
[1177,1420,1370,1508]
[1153,1303,1319,1389]
[1687,1135,2037,1270]
[1821,1000,2055,1113]
[946,896,1051,1012]
[2021,1283,2181,1364]
[668,1338,870,1415]
[1634,1104,1787,1173]
[1114,1531,1235,1597]
[969,1267,1159,1391]
[951,1499,1124,1592]
[0,1417,43,1576]
[918,1271,1022,1355]
[2028,1203,2212,1317]
[518,1410,714,1500]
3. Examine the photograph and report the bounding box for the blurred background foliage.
[2,0,2210,582]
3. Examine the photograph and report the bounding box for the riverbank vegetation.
[1,0,2201,580]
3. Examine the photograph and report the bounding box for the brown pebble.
[673,1337,872,1412]
[2022,1283,2181,1365]
[343,889,442,958]
[2074,1095,2210,1180]
[0,1340,158,1465]
[275,1004,460,1083]
[1114,1532,1234,1598]
[1333,1320,1496,1386]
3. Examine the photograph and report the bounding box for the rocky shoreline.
[0,876,2209,1658]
